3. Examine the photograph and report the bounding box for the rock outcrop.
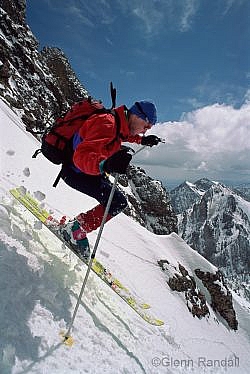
[195,269,238,330]
[158,260,238,329]
[119,165,178,235]
[0,0,88,133]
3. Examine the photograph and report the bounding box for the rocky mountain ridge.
[171,179,250,301]
[0,0,88,132]
[119,165,177,235]
[170,178,215,214]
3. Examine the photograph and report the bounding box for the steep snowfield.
[1,98,250,373]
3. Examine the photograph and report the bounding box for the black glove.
[103,149,132,174]
[141,135,161,147]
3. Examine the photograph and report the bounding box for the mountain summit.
[173,179,250,302]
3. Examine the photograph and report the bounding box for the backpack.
[32,83,119,187]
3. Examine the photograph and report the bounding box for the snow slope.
[1,98,250,373]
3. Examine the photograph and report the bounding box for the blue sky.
[26,0,249,122]
[26,0,250,186]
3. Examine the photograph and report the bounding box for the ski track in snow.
[1,98,250,373]
[0,182,172,374]
[0,197,153,374]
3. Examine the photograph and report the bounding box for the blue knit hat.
[129,101,157,125]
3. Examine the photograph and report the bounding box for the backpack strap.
[111,109,121,142]
[53,169,63,188]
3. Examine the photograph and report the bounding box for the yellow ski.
[10,186,164,326]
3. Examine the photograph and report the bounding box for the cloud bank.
[136,100,250,184]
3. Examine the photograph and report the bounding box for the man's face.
[129,114,152,136]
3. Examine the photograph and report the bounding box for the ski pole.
[63,145,148,343]
[63,174,119,342]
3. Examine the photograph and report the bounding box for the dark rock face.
[158,261,210,319]
[119,165,178,235]
[0,0,88,133]
[195,269,238,330]
[170,178,214,214]
[170,182,200,215]
[176,181,250,302]
[158,260,238,329]
[0,0,26,25]
[41,47,87,107]
[194,178,214,192]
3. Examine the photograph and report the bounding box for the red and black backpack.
[33,83,119,186]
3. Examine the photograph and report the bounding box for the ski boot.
[61,219,90,261]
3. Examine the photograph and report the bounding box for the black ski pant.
[61,166,127,217]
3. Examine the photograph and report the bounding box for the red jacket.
[73,105,142,175]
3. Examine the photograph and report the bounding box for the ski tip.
[60,331,74,347]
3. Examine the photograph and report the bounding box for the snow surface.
[185,181,206,196]
[0,98,250,373]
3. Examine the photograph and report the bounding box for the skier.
[61,101,160,259]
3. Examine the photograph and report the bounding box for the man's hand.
[103,149,132,174]
[141,135,161,147]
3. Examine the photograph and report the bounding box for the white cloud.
[221,0,248,15]
[57,1,114,28]
[45,0,247,38]
[179,0,200,32]
[135,99,250,184]
[105,37,113,46]
[184,103,250,153]
[67,5,94,27]
[244,89,250,103]
[129,0,200,35]
[67,0,200,36]
[119,69,136,78]
[197,161,209,171]
[222,0,236,15]
[131,2,163,34]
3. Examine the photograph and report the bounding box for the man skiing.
[61,101,160,259]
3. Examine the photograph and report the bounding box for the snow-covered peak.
[186,180,196,188]
[170,178,224,214]
[178,180,250,304]
[170,179,205,214]
[194,177,216,192]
